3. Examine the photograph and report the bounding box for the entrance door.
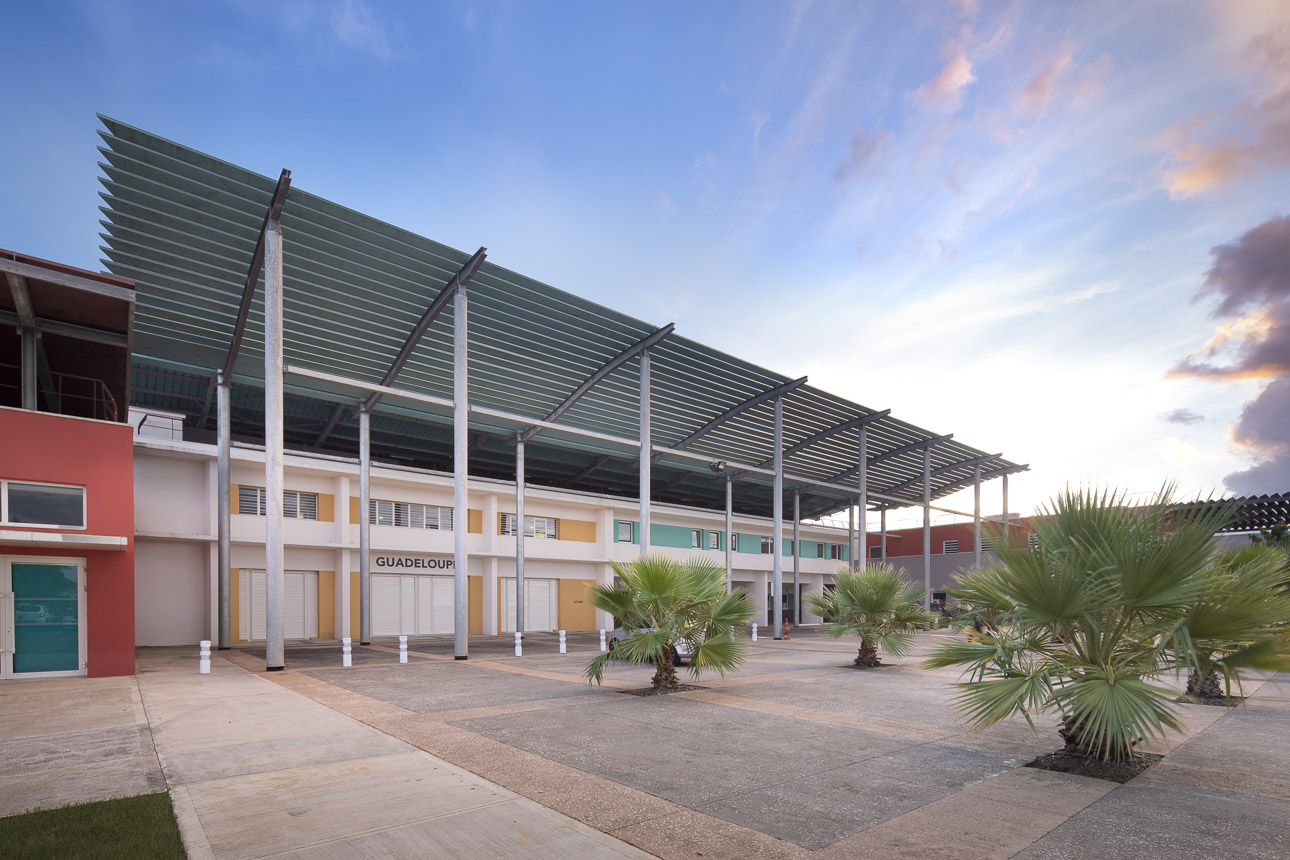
[501,578,556,632]
[240,570,319,641]
[766,584,796,626]
[1,556,86,679]
[371,574,454,636]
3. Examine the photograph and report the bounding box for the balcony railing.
[0,363,118,422]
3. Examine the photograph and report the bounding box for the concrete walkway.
[133,647,650,859]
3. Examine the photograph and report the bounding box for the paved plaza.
[3,630,1289,858]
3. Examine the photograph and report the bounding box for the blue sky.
[3,1,1288,520]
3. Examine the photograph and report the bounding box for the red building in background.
[1,250,136,678]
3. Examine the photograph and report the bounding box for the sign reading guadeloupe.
[372,555,454,571]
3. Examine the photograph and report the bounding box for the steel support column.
[922,446,932,611]
[453,279,469,659]
[724,476,733,592]
[1002,473,1010,544]
[848,506,855,573]
[639,349,651,556]
[515,438,525,635]
[880,508,887,561]
[263,222,285,671]
[217,374,231,650]
[792,490,800,628]
[973,464,982,567]
[858,425,869,570]
[359,409,371,644]
[772,397,784,639]
[20,327,37,410]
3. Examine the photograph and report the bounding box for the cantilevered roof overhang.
[97,116,1024,520]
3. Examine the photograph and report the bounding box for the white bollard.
[559,630,567,654]
[514,631,523,657]
[751,623,758,642]
[399,635,408,664]
[198,640,211,674]
[342,637,352,668]
[599,629,607,652]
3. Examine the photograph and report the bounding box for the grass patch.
[0,792,185,859]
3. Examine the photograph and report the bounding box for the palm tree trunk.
[854,639,881,667]
[1059,714,1130,762]
[1186,669,1224,699]
[652,649,679,690]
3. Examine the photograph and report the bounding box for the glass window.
[5,482,85,528]
[691,529,702,548]
[869,545,882,559]
[616,521,634,543]
[760,536,772,554]
[708,532,720,550]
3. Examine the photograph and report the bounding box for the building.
[3,117,1027,676]
[1,250,136,678]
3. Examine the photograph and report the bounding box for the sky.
[2,0,1288,523]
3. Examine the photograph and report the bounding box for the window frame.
[369,499,453,531]
[760,536,773,554]
[616,520,635,543]
[0,479,88,530]
[708,531,720,551]
[691,528,702,549]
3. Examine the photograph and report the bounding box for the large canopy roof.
[97,116,1025,519]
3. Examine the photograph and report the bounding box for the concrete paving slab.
[133,647,649,859]
[1015,778,1290,860]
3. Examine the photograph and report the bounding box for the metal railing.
[0,363,118,422]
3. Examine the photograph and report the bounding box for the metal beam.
[217,374,231,649]
[518,323,674,443]
[360,247,487,415]
[263,220,286,672]
[516,438,526,636]
[453,264,470,660]
[879,452,1003,497]
[753,409,890,470]
[772,396,784,639]
[0,309,129,347]
[900,462,1029,502]
[922,446,932,611]
[724,477,733,591]
[0,257,136,304]
[359,409,371,644]
[858,426,869,570]
[973,464,982,568]
[639,349,652,555]
[792,489,800,629]
[652,376,807,464]
[827,434,953,483]
[5,273,35,327]
[561,454,612,487]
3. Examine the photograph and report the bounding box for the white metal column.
[792,489,800,627]
[453,278,469,659]
[880,508,887,561]
[857,425,869,570]
[217,373,231,649]
[263,222,285,671]
[847,506,855,572]
[359,409,371,644]
[973,464,982,567]
[639,349,651,556]
[724,476,733,591]
[922,446,932,611]
[772,396,783,639]
[515,438,525,636]
[1002,473,1011,544]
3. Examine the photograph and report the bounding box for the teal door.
[3,557,85,678]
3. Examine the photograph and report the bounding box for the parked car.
[608,627,691,666]
[15,603,50,623]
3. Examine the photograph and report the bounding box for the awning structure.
[97,115,1025,520]
[1182,494,1290,534]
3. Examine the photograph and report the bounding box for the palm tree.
[1179,543,1290,700]
[584,555,758,691]
[806,564,934,667]
[924,486,1277,763]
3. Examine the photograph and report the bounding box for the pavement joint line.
[167,784,216,860]
[467,658,639,689]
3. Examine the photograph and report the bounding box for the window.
[1027,533,1040,550]
[1,480,85,529]
[869,546,882,559]
[817,542,827,558]
[616,520,634,543]
[708,531,720,550]
[943,539,959,554]
[369,499,452,530]
[237,487,318,520]
[501,514,557,539]
[691,529,703,548]
[829,544,843,560]
[732,534,740,552]
[760,536,773,554]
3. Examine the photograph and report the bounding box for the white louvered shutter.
[372,575,402,636]
[430,576,454,634]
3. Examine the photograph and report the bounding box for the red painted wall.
[0,407,135,677]
[867,517,1033,558]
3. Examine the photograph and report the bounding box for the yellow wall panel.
[316,493,335,523]
[469,575,482,635]
[349,497,360,524]
[559,579,597,631]
[317,570,335,639]
[558,518,596,543]
[468,509,482,534]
